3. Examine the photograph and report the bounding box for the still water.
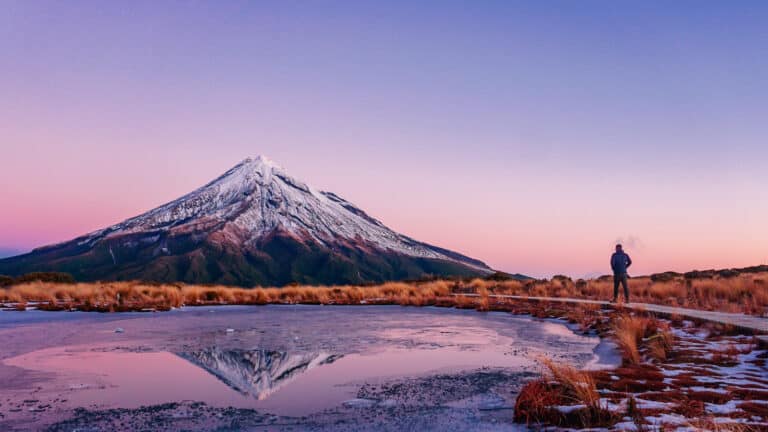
[0,305,617,429]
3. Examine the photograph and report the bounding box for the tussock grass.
[646,328,674,361]
[613,315,648,365]
[687,418,757,432]
[483,272,768,314]
[513,379,562,425]
[541,358,600,408]
[1,270,767,314]
[0,280,454,311]
[514,358,617,428]
[515,358,617,428]
[565,303,602,332]
[612,314,674,364]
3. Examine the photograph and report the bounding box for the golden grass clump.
[612,314,674,364]
[515,358,609,428]
[613,315,648,365]
[541,358,600,408]
[531,358,617,428]
[513,378,562,425]
[646,327,674,361]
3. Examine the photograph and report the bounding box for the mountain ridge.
[0,156,493,286]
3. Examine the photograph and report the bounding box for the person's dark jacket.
[611,251,632,275]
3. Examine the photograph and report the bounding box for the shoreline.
[1,304,596,431]
[1,298,766,430]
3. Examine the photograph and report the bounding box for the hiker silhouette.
[610,244,632,303]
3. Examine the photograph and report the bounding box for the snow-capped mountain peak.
[1,156,492,286]
[177,348,341,400]
[86,157,473,264]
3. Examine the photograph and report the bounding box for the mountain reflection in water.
[0,306,615,420]
[176,348,342,400]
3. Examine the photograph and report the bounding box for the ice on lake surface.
[0,306,618,430]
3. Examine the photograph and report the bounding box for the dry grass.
[612,314,674,364]
[646,328,674,361]
[513,379,562,425]
[475,282,490,311]
[0,280,455,311]
[541,358,600,408]
[686,418,757,432]
[5,275,761,429]
[565,303,603,332]
[515,359,612,428]
[613,315,648,365]
[1,270,767,314]
[471,272,768,315]
[514,358,617,428]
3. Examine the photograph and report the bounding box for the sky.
[1,1,767,277]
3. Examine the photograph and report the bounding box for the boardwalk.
[455,293,768,337]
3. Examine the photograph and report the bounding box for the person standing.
[610,244,632,303]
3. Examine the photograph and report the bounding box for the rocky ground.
[45,369,532,432]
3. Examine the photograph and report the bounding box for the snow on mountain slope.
[0,156,492,285]
[177,348,340,400]
[74,156,488,271]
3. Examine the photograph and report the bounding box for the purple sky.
[2,1,767,277]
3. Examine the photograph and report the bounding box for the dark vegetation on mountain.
[0,231,486,287]
[0,157,493,287]
[0,272,75,287]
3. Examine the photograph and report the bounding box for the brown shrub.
[513,379,562,425]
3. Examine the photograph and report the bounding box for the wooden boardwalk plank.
[454,293,768,334]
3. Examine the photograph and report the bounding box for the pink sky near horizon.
[2,151,766,278]
[2,2,767,278]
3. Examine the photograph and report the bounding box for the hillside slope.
[0,157,493,286]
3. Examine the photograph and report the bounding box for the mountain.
[0,248,23,259]
[177,348,340,399]
[0,156,493,286]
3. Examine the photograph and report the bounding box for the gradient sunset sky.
[2,1,767,278]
